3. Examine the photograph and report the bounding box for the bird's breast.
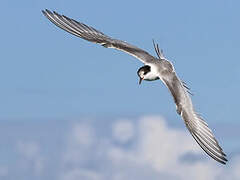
[144,73,159,81]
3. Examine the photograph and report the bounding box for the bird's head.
[137,65,151,84]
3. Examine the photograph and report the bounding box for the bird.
[42,9,227,164]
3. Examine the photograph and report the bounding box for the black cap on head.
[137,65,151,84]
[137,65,151,77]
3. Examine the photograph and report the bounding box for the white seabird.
[42,9,227,164]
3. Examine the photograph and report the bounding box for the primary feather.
[42,9,154,64]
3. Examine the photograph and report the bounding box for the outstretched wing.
[159,69,227,164]
[42,9,154,64]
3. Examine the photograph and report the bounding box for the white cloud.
[71,123,95,147]
[62,123,96,167]
[10,115,239,180]
[61,115,237,180]
[112,119,134,143]
[17,141,40,160]
[218,155,240,180]
[137,116,200,170]
[232,156,240,177]
[17,141,44,175]
[60,168,102,180]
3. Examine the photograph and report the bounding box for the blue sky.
[1,0,240,179]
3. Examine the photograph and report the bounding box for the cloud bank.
[2,116,240,180]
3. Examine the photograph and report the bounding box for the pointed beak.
[139,77,143,85]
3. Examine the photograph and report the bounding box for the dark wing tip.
[181,108,227,165]
[42,9,52,17]
[41,9,47,15]
[53,11,59,15]
[45,9,51,13]
[191,132,228,165]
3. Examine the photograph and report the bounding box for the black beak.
[139,77,143,85]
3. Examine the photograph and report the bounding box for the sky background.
[1,0,240,179]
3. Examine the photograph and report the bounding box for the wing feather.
[42,9,154,64]
[160,70,227,164]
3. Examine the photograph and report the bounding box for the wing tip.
[41,9,47,15]
[41,9,53,17]
[219,155,228,165]
[191,132,228,165]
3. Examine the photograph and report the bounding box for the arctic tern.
[42,9,227,164]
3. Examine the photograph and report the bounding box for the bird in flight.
[42,9,227,164]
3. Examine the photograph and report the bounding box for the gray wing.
[42,9,154,64]
[159,69,227,164]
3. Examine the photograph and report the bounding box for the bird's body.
[42,9,227,164]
